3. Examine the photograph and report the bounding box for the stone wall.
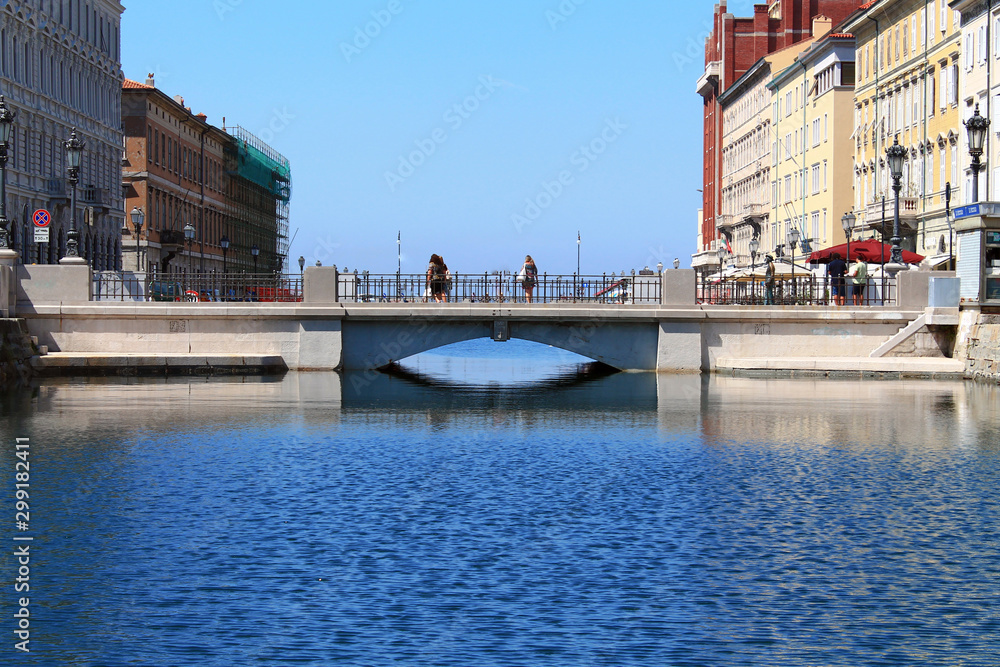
[960,311,1000,382]
[0,320,36,388]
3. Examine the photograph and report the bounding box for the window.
[927,148,934,194]
[929,6,935,42]
[811,211,820,241]
[928,71,936,116]
[979,24,988,65]
[824,113,828,142]
[949,63,959,105]
[823,160,828,190]
[940,146,946,197]
[812,164,820,194]
[911,16,917,53]
[903,21,909,57]
[941,0,947,31]
[812,118,821,147]
[784,174,792,201]
[966,33,974,70]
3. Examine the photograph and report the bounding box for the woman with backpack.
[426,254,447,303]
[520,255,538,303]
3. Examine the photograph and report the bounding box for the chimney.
[145,72,155,87]
[174,94,184,106]
[812,15,832,38]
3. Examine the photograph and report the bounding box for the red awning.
[807,239,924,264]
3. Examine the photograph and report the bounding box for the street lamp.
[841,210,856,264]
[183,222,196,274]
[886,135,907,265]
[130,206,145,272]
[63,128,85,259]
[298,254,305,277]
[749,237,759,268]
[673,257,680,270]
[251,243,259,273]
[965,103,990,203]
[787,227,800,295]
[0,97,16,250]
[220,235,230,273]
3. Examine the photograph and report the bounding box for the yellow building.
[768,28,857,258]
[716,21,823,266]
[842,0,963,256]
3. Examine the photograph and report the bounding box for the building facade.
[769,28,857,258]
[843,0,963,257]
[951,0,994,202]
[0,0,125,268]
[695,0,865,271]
[122,76,291,276]
[717,35,816,266]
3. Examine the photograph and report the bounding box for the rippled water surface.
[1,340,999,666]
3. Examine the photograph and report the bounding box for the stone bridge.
[4,264,965,376]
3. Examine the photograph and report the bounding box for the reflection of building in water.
[700,376,973,450]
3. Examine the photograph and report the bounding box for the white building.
[0,0,125,268]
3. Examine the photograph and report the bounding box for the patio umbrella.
[807,239,924,264]
[734,259,811,282]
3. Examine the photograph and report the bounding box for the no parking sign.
[33,209,50,243]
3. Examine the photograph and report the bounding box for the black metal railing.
[336,272,663,304]
[696,273,897,306]
[92,272,303,302]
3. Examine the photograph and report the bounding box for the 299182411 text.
[12,437,32,653]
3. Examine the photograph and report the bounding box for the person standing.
[426,254,447,303]
[520,255,538,303]
[763,255,775,305]
[850,256,868,306]
[827,252,848,306]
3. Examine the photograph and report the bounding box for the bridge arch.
[340,318,660,371]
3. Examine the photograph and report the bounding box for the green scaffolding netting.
[234,138,291,202]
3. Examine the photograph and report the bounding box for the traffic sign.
[33,209,51,227]
[34,227,49,243]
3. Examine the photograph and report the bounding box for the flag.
[724,236,733,254]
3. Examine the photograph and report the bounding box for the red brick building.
[694,1,862,268]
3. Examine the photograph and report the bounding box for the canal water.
[1,340,999,666]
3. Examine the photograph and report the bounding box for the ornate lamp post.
[130,206,145,272]
[786,227,800,296]
[0,97,16,251]
[298,255,305,278]
[965,104,990,203]
[749,237,759,269]
[251,243,259,273]
[220,235,230,273]
[62,129,85,260]
[183,222,196,276]
[841,211,856,263]
[886,136,907,265]
[673,258,680,270]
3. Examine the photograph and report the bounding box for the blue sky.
[121,1,755,275]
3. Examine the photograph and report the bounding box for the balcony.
[743,203,766,221]
[696,60,721,97]
[46,178,68,204]
[716,213,735,233]
[158,229,186,248]
[80,186,108,207]
[863,196,919,230]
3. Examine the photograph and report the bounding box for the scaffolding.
[223,125,292,272]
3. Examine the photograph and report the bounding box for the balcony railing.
[864,196,919,227]
[743,203,765,218]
